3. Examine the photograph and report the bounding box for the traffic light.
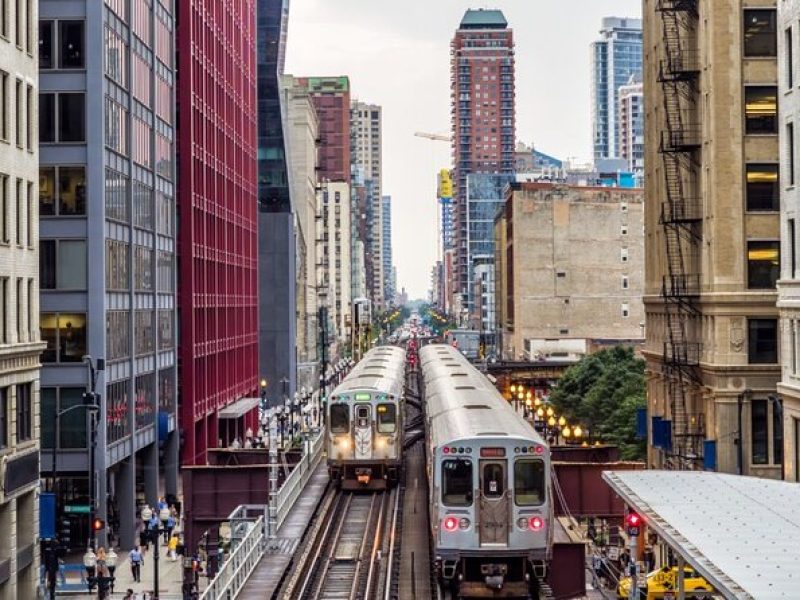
[92,518,105,532]
[625,511,642,536]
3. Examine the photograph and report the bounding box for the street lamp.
[558,416,566,428]
[141,505,169,600]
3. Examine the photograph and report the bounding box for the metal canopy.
[603,470,800,600]
[218,397,261,419]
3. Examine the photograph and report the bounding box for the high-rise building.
[382,195,393,304]
[39,0,179,549]
[451,9,515,314]
[176,0,259,465]
[0,0,45,594]
[779,1,800,481]
[300,77,351,182]
[258,0,297,406]
[319,181,352,349]
[591,17,642,161]
[618,73,644,183]
[644,1,780,475]
[351,102,384,310]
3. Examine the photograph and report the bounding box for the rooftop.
[603,470,800,600]
[460,9,508,29]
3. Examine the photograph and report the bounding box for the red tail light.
[529,516,544,531]
[443,516,459,532]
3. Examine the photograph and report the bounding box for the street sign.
[64,504,91,514]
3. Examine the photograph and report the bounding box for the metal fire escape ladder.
[657,0,703,467]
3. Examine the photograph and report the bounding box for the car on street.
[617,566,714,600]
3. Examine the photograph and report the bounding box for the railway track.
[285,488,399,600]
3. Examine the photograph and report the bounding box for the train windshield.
[376,403,396,433]
[330,404,349,434]
[442,459,473,506]
[514,459,545,506]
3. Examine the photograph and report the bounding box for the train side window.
[514,459,545,506]
[442,459,473,506]
[482,463,505,498]
[376,403,396,433]
[330,404,349,434]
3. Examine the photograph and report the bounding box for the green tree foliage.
[549,346,646,460]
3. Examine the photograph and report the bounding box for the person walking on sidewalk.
[129,546,143,583]
[168,533,179,561]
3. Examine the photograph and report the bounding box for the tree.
[549,346,646,460]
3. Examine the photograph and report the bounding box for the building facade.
[40,0,180,549]
[319,181,352,351]
[778,0,800,481]
[451,9,515,315]
[644,0,780,476]
[381,195,393,305]
[176,0,259,465]
[351,102,384,310]
[495,183,645,361]
[591,17,642,161]
[618,73,644,183]
[0,0,44,595]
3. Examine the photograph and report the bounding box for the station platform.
[237,460,329,599]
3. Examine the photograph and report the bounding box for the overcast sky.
[285,0,642,300]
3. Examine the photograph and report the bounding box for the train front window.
[514,459,545,506]
[330,404,349,434]
[376,403,396,433]
[482,463,505,498]
[355,404,370,427]
[442,458,473,506]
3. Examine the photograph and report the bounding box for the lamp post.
[141,505,167,600]
[84,546,115,599]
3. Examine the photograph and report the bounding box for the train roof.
[331,346,406,399]
[421,345,546,448]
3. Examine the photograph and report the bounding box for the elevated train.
[327,345,406,489]
[421,344,552,599]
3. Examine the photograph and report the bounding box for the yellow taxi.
[618,566,714,599]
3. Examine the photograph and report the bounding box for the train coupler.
[355,468,372,485]
[481,564,507,590]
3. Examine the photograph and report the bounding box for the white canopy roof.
[602,470,800,600]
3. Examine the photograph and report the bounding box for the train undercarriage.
[436,552,547,599]
[328,459,401,490]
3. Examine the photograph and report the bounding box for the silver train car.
[327,345,406,490]
[421,344,552,599]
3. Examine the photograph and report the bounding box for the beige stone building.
[0,0,46,596]
[494,182,645,361]
[643,0,781,476]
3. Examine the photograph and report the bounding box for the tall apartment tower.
[644,1,780,477]
[39,0,180,549]
[779,1,800,481]
[351,102,384,310]
[382,195,393,304]
[451,9,515,315]
[0,0,45,595]
[591,17,642,161]
[176,0,259,465]
[618,73,644,182]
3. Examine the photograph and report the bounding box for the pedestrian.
[123,589,134,600]
[129,546,143,583]
[644,545,656,572]
[168,533,179,561]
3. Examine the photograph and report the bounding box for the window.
[747,241,780,288]
[376,403,396,433]
[0,174,5,242]
[107,379,131,444]
[621,225,628,236]
[746,164,779,210]
[482,462,504,498]
[787,125,795,187]
[135,372,155,429]
[622,275,629,290]
[14,79,21,147]
[622,303,630,318]
[105,168,129,222]
[0,0,6,39]
[106,310,130,361]
[748,318,778,364]
[134,245,153,291]
[743,9,777,57]
[621,248,629,262]
[0,387,6,448]
[514,459,545,506]
[132,181,153,229]
[39,239,87,289]
[0,278,5,343]
[157,251,174,292]
[791,219,797,279]
[14,0,20,48]
[25,85,31,150]
[106,239,129,290]
[40,312,86,363]
[59,21,84,69]
[157,311,173,350]
[24,0,30,53]
[329,404,349,433]
[15,278,21,340]
[752,399,768,464]
[787,27,794,88]
[134,310,154,355]
[39,21,53,68]
[442,458,473,506]
[774,401,784,468]
[0,71,7,141]
[14,178,20,244]
[38,93,54,142]
[16,383,31,443]
[745,86,778,134]
[39,92,85,143]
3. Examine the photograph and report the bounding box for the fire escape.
[657,0,703,467]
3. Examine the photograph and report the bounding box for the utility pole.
[625,511,642,600]
[83,356,104,551]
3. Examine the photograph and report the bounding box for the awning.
[603,470,800,600]
[218,397,260,419]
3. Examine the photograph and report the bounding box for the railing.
[199,517,265,600]
[276,429,325,529]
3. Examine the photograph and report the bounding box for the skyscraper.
[0,0,45,594]
[382,195,393,304]
[351,102,384,310]
[618,73,644,182]
[176,0,259,465]
[591,17,642,161]
[451,9,515,315]
[40,0,179,549]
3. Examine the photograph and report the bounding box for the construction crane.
[414,131,451,142]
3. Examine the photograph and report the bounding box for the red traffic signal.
[92,518,105,532]
[625,512,642,528]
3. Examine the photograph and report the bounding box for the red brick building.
[297,77,351,182]
[177,0,260,464]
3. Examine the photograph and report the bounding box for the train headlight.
[529,517,544,531]
[443,516,459,532]
[458,518,471,530]
[340,437,351,449]
[376,438,386,449]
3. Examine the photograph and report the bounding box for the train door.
[478,460,509,545]
[353,403,373,459]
